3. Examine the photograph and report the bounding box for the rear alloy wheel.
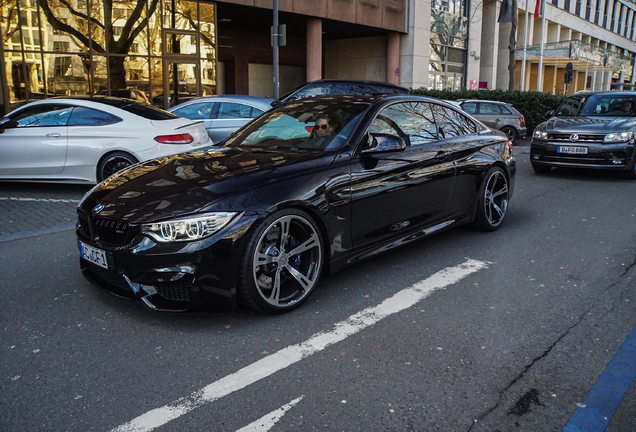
[239,209,323,313]
[532,163,552,174]
[501,127,517,143]
[474,166,509,231]
[97,151,138,182]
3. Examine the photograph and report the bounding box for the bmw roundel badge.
[93,203,105,214]
[569,133,580,142]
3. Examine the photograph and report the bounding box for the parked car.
[530,91,636,178]
[76,94,515,314]
[151,93,197,108]
[457,99,527,143]
[0,96,212,184]
[168,95,273,143]
[274,79,409,106]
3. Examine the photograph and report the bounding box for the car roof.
[305,78,408,89]
[26,95,147,108]
[571,90,636,97]
[458,99,511,105]
[168,95,274,111]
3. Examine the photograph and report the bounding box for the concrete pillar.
[399,0,431,89]
[306,18,322,82]
[387,32,400,85]
[518,8,534,91]
[497,21,511,89]
[466,0,483,89]
[480,0,499,89]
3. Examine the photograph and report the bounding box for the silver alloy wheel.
[252,214,322,308]
[483,169,509,227]
[503,127,516,141]
[99,154,136,181]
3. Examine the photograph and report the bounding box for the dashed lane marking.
[110,258,491,432]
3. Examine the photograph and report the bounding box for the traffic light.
[564,62,573,84]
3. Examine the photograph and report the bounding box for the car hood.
[546,116,636,132]
[83,146,337,222]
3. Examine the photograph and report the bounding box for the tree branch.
[57,0,104,30]
[37,0,104,52]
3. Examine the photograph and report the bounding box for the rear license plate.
[79,241,108,269]
[557,146,588,154]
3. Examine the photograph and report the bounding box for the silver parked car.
[457,99,527,143]
[168,95,274,143]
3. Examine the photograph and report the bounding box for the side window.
[250,107,265,117]
[327,84,354,94]
[67,107,122,126]
[368,102,438,146]
[172,102,214,120]
[462,102,477,114]
[499,105,513,115]
[218,103,253,119]
[11,105,72,128]
[431,104,477,138]
[479,103,501,115]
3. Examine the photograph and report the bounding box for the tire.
[474,166,509,232]
[623,156,636,179]
[97,151,138,182]
[238,209,324,314]
[531,163,551,174]
[501,126,517,143]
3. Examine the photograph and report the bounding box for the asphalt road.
[1,142,635,432]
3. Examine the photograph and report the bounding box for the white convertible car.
[0,96,212,184]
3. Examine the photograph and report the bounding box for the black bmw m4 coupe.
[76,94,516,314]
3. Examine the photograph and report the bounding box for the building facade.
[1,0,635,116]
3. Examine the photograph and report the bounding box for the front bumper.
[530,139,636,170]
[77,214,258,312]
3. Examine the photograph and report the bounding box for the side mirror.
[362,133,407,155]
[0,117,12,133]
[545,110,554,119]
[270,100,282,108]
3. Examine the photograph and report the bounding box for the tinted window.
[555,96,585,115]
[11,105,72,127]
[217,103,254,119]
[121,103,179,120]
[369,102,438,146]
[462,102,477,114]
[293,85,328,100]
[431,104,477,138]
[172,102,214,120]
[499,105,513,115]
[558,94,636,116]
[480,103,501,115]
[251,107,265,117]
[67,107,122,126]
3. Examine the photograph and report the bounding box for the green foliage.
[408,88,567,135]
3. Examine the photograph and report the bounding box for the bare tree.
[37,0,160,89]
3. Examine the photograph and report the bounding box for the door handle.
[45,133,61,138]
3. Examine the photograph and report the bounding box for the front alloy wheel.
[474,166,509,231]
[239,210,323,313]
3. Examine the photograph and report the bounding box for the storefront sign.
[569,43,604,66]
[604,53,632,74]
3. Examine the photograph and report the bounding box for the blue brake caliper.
[289,236,302,270]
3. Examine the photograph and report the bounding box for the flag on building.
[534,0,544,17]
[498,0,513,22]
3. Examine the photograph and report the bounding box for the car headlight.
[603,131,633,143]
[533,130,548,140]
[141,212,238,242]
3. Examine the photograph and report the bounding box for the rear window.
[121,103,179,120]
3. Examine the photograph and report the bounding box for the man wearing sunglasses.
[313,114,335,137]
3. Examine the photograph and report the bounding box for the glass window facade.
[1,0,217,110]
[429,0,468,90]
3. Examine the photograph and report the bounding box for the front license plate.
[79,241,108,269]
[557,146,588,154]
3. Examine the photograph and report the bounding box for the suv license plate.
[79,241,108,269]
[557,146,588,154]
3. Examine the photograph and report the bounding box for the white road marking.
[235,396,304,432]
[111,258,490,432]
[0,197,80,203]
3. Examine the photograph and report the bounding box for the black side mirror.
[270,100,282,108]
[362,133,407,154]
[0,117,12,133]
[545,110,554,119]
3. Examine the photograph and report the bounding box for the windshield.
[555,94,636,117]
[223,98,371,151]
